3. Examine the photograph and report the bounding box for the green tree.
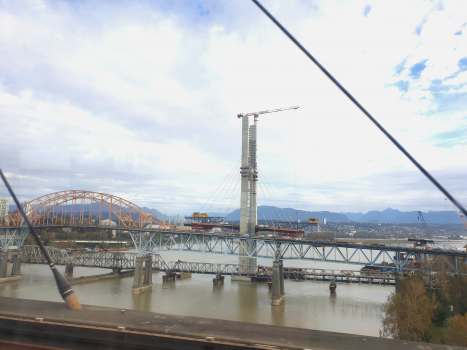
[446,274,467,316]
[380,277,438,341]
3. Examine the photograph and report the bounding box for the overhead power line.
[251,0,467,218]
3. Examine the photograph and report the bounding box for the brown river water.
[0,249,397,337]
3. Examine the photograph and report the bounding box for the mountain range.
[341,208,463,224]
[8,204,465,224]
[222,206,350,223]
[8,204,164,220]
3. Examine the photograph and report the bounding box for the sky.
[1,0,467,216]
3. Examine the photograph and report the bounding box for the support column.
[239,115,250,266]
[249,124,257,234]
[247,124,258,269]
[143,258,152,286]
[10,252,21,277]
[279,260,284,296]
[65,262,74,276]
[0,252,8,278]
[271,260,285,306]
[239,115,250,236]
[132,256,153,293]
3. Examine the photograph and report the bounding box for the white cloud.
[1,0,467,215]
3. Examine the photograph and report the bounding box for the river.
[2,240,465,336]
[0,249,396,337]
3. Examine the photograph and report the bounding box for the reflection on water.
[0,251,393,337]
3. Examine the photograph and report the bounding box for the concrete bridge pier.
[132,256,153,294]
[65,262,74,276]
[0,252,7,279]
[10,252,21,277]
[0,251,22,282]
[213,275,225,285]
[271,260,285,306]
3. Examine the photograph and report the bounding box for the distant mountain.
[142,207,163,220]
[224,206,351,223]
[357,208,403,223]
[341,212,364,221]
[7,203,465,225]
[222,206,464,224]
[350,208,463,224]
[8,204,164,220]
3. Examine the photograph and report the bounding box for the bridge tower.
[237,106,299,270]
[238,114,258,268]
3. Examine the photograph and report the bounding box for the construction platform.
[0,297,461,349]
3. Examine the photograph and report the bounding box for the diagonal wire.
[258,167,294,223]
[256,181,268,226]
[225,180,242,223]
[261,179,285,223]
[207,160,241,214]
[258,191,268,226]
[199,159,240,213]
[251,0,467,219]
[258,180,279,225]
[215,166,240,217]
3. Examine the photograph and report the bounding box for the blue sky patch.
[394,58,407,76]
[430,126,467,148]
[409,60,427,79]
[458,57,467,71]
[393,80,409,92]
[363,4,371,17]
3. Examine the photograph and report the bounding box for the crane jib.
[237,106,299,118]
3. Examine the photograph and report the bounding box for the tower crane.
[237,106,299,124]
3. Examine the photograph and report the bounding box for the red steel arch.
[1,190,174,230]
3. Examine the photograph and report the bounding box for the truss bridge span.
[166,260,395,285]
[131,231,467,273]
[1,190,173,230]
[7,229,467,274]
[20,246,168,271]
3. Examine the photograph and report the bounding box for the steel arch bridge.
[0,190,173,230]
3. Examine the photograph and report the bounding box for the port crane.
[408,211,435,247]
[237,106,299,124]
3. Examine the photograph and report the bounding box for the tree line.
[380,253,467,346]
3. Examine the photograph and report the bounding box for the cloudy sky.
[1,0,466,216]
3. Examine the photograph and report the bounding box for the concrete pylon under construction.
[239,115,258,269]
